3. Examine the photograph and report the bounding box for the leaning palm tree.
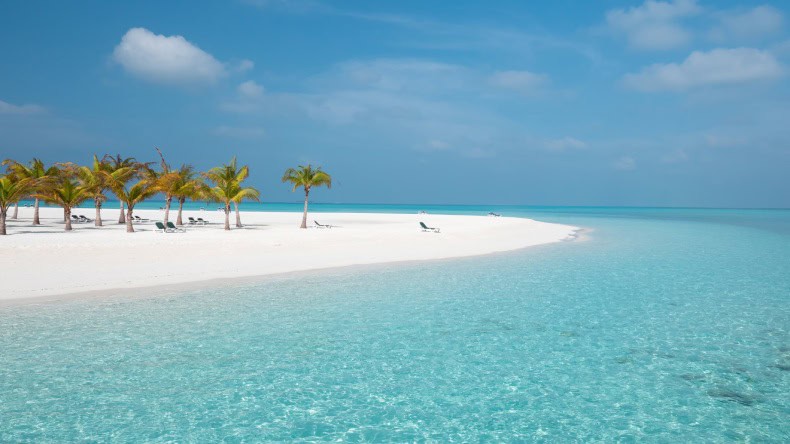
[171,165,207,226]
[203,169,260,230]
[2,158,59,224]
[36,172,90,232]
[205,157,257,228]
[281,165,332,229]
[76,155,133,227]
[0,175,35,235]
[103,154,138,224]
[114,179,159,233]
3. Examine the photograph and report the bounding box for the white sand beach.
[1,207,578,302]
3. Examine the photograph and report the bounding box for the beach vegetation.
[103,154,139,224]
[0,175,36,235]
[2,158,60,225]
[76,155,133,227]
[33,166,90,232]
[171,165,208,226]
[114,176,160,233]
[204,158,261,230]
[281,165,332,229]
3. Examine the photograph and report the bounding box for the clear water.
[1,206,788,442]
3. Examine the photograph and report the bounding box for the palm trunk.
[163,195,172,226]
[126,206,135,233]
[234,201,242,228]
[0,208,7,235]
[176,198,185,226]
[118,200,125,224]
[12,202,18,219]
[64,207,72,231]
[94,198,103,227]
[300,188,309,229]
[33,198,40,225]
[224,203,231,231]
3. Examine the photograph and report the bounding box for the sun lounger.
[488,212,501,217]
[133,215,150,223]
[197,218,209,224]
[154,222,168,233]
[420,222,440,233]
[188,217,207,226]
[166,222,186,233]
[78,215,93,222]
[314,220,335,229]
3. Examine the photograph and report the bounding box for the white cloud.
[221,81,266,112]
[606,0,701,50]
[213,125,266,139]
[0,99,46,115]
[489,70,548,94]
[112,28,226,85]
[613,156,636,170]
[543,137,587,151]
[710,5,783,41]
[326,59,469,92]
[623,48,783,92]
[236,59,255,73]
[238,80,264,98]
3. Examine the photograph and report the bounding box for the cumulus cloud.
[237,80,264,98]
[489,70,548,94]
[236,59,255,73]
[0,99,46,115]
[623,48,783,92]
[112,28,226,85]
[543,137,587,151]
[710,5,784,42]
[221,81,266,113]
[606,0,700,50]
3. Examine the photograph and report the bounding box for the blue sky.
[1,0,789,207]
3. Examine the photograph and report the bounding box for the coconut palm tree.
[204,160,260,231]
[205,157,258,228]
[36,171,90,232]
[76,155,134,227]
[147,148,182,226]
[205,181,260,231]
[2,158,59,225]
[103,154,138,224]
[171,165,207,226]
[281,165,332,229]
[0,175,35,235]
[114,179,159,233]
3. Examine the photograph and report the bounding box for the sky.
[1,0,789,207]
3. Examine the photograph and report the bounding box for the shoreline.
[2,207,580,305]
[0,233,587,308]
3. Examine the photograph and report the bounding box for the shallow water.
[1,207,788,441]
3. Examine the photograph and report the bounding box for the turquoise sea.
[1,206,788,442]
